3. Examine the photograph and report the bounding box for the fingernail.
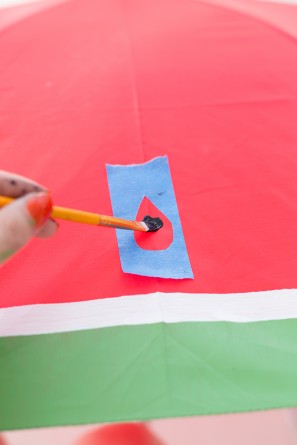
[26,193,53,228]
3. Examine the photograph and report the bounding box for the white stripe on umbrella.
[1,288,297,337]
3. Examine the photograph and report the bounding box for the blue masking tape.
[106,156,194,279]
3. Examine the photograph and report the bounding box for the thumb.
[0,192,52,265]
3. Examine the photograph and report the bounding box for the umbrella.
[1,0,297,430]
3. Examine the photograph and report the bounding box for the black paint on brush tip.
[142,215,163,232]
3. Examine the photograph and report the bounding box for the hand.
[0,171,58,265]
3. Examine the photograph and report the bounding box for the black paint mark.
[142,215,163,232]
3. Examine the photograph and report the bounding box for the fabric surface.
[1,0,297,430]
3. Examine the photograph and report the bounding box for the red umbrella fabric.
[1,0,297,430]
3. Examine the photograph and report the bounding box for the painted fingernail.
[26,193,53,228]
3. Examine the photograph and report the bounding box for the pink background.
[3,411,297,444]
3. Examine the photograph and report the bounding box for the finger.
[37,218,59,238]
[0,170,46,198]
[74,424,165,445]
[0,171,58,238]
[0,192,52,265]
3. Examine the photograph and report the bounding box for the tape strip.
[106,156,193,279]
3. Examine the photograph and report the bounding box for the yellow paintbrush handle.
[0,195,148,232]
[51,206,147,231]
[51,206,101,225]
[0,196,13,206]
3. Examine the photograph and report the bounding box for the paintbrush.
[0,195,163,232]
